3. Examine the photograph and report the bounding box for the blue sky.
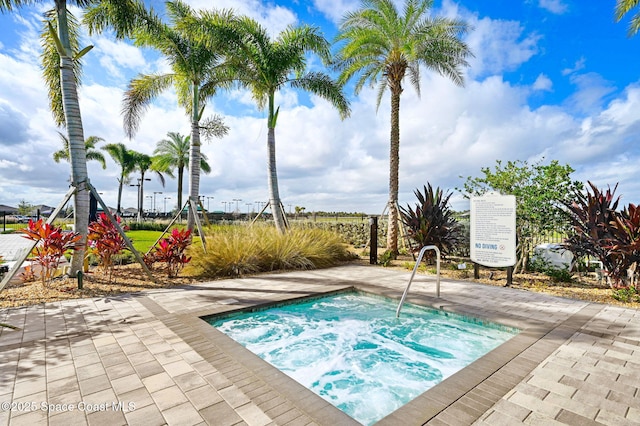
[0,0,639,214]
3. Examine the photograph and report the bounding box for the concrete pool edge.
[141,276,604,425]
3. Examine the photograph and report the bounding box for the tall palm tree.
[113,1,229,230]
[153,132,211,211]
[131,151,166,222]
[1,0,150,279]
[334,0,472,254]
[53,132,106,169]
[102,143,137,214]
[196,16,350,233]
[615,0,640,36]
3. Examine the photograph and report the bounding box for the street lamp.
[153,191,162,213]
[163,197,171,214]
[233,198,242,213]
[245,203,252,214]
[222,201,229,212]
[129,177,150,222]
[206,196,214,211]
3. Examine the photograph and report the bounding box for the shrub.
[148,228,192,278]
[563,182,640,288]
[399,183,463,258]
[88,213,129,281]
[612,286,640,303]
[528,257,574,283]
[18,219,81,286]
[185,225,355,278]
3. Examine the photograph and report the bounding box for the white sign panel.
[470,193,516,267]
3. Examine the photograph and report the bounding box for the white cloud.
[92,37,147,80]
[538,0,569,15]
[183,0,297,36]
[313,0,360,25]
[562,57,586,76]
[444,4,540,78]
[533,73,553,91]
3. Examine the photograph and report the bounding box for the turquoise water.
[209,292,518,425]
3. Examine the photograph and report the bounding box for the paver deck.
[1,264,639,425]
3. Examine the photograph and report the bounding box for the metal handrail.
[396,245,440,318]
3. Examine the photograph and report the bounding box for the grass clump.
[185,225,356,278]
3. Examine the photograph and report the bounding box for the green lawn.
[126,230,163,253]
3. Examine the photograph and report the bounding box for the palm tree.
[1,0,150,279]
[153,132,211,211]
[616,0,640,35]
[131,151,166,222]
[53,132,106,169]
[102,143,137,214]
[115,1,229,230]
[197,16,350,233]
[334,0,472,254]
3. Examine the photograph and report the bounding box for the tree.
[153,132,211,211]
[460,159,583,273]
[615,0,640,36]
[102,143,137,214]
[52,132,106,169]
[112,1,229,231]
[1,1,90,277]
[17,200,34,216]
[131,151,166,222]
[198,16,350,233]
[334,0,472,255]
[1,0,151,278]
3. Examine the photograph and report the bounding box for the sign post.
[470,193,516,281]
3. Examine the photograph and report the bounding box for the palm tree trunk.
[187,122,202,230]
[117,178,124,214]
[138,171,145,223]
[387,88,401,254]
[267,95,286,233]
[177,166,184,213]
[57,0,89,277]
[267,126,286,233]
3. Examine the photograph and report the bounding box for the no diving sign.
[470,193,516,268]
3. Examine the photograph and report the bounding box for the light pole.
[233,198,242,213]
[245,203,252,214]
[153,192,162,214]
[129,177,150,223]
[207,196,214,211]
[222,201,228,212]
[163,197,171,214]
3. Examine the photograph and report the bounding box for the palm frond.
[122,73,174,138]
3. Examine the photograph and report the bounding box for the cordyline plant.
[563,181,640,288]
[88,213,128,282]
[399,183,463,258]
[146,228,192,278]
[19,219,81,286]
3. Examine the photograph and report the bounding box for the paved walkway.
[1,264,639,425]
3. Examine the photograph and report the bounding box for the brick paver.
[1,264,640,425]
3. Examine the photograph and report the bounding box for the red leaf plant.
[88,213,128,282]
[19,219,81,286]
[149,228,192,278]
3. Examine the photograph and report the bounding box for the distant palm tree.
[118,1,230,230]
[102,143,137,214]
[153,132,211,212]
[197,16,350,233]
[131,151,166,222]
[615,0,640,35]
[334,0,472,254]
[53,132,106,169]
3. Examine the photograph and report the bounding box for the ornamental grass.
[185,225,355,278]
